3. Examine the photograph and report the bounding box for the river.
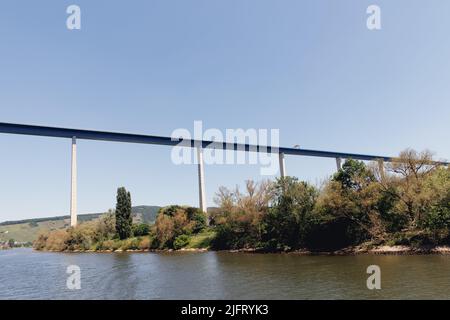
[1,248,450,299]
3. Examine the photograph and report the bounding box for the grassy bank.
[34,229,216,252]
[34,206,214,252]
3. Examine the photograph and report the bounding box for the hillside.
[0,205,160,243]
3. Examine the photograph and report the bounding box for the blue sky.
[1,1,449,221]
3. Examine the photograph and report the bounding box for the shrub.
[138,236,153,250]
[262,177,318,250]
[33,212,116,251]
[121,238,140,250]
[132,223,150,237]
[153,205,207,249]
[315,159,382,246]
[211,180,273,249]
[173,234,190,249]
[154,214,175,248]
[99,240,115,250]
[45,230,69,251]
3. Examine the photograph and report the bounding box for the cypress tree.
[115,187,132,239]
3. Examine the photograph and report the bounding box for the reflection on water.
[1,248,450,299]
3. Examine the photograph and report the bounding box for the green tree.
[262,177,318,250]
[421,166,450,241]
[132,223,150,237]
[115,187,132,240]
[384,149,441,230]
[333,158,375,191]
[173,234,190,249]
[315,159,383,246]
[211,180,274,249]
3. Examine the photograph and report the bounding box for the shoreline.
[33,245,450,255]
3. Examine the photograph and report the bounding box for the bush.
[262,177,318,250]
[315,159,381,245]
[33,212,116,251]
[153,205,207,249]
[44,230,69,251]
[154,214,175,248]
[121,238,141,250]
[98,240,115,250]
[212,217,261,250]
[173,235,190,249]
[132,223,150,236]
[211,180,273,249]
[305,217,366,251]
[138,236,153,250]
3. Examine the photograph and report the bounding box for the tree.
[333,158,375,191]
[132,223,150,237]
[316,159,384,245]
[153,206,207,248]
[154,214,175,248]
[212,180,274,249]
[115,187,132,239]
[262,177,318,250]
[383,149,439,229]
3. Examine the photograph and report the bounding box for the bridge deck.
[0,122,448,164]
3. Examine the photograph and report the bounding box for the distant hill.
[0,205,161,243]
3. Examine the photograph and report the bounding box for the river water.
[1,248,450,299]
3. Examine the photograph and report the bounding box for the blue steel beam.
[0,122,448,165]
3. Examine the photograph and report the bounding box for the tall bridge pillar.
[279,152,286,178]
[70,136,77,227]
[378,159,385,180]
[335,157,342,171]
[196,147,208,223]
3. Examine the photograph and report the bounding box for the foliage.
[186,230,216,249]
[115,187,133,240]
[33,150,450,252]
[211,150,450,251]
[173,234,190,249]
[33,212,116,251]
[315,159,381,246]
[211,180,274,249]
[132,223,150,237]
[262,177,319,250]
[153,205,207,249]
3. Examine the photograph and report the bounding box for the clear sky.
[1,0,449,222]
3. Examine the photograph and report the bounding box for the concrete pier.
[336,157,342,171]
[279,152,286,178]
[197,147,207,221]
[70,137,77,227]
[378,159,385,180]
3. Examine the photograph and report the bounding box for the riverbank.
[291,245,450,255]
[230,245,450,255]
[35,244,450,255]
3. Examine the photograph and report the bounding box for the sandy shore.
[286,245,450,255]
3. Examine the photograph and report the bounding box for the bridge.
[1,122,448,227]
